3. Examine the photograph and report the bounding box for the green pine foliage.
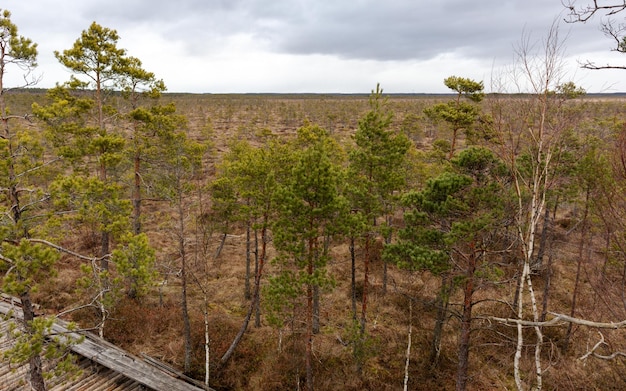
[268,123,347,322]
[386,146,510,274]
[112,233,158,299]
[267,123,349,389]
[424,76,485,158]
[348,83,411,222]
[1,240,59,296]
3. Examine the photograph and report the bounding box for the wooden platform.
[0,296,212,391]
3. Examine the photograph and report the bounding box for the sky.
[4,0,626,94]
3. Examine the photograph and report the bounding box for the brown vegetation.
[8,91,626,390]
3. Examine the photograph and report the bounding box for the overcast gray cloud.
[3,0,625,93]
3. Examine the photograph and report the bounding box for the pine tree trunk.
[382,215,392,295]
[564,186,590,352]
[430,275,453,368]
[449,128,458,159]
[456,247,476,391]
[214,231,227,260]
[512,269,521,316]
[245,222,251,300]
[254,228,261,328]
[177,190,192,374]
[313,284,320,334]
[601,226,611,281]
[181,248,192,373]
[20,292,47,391]
[100,231,110,270]
[220,223,267,366]
[360,234,371,335]
[350,236,357,320]
[540,202,558,322]
[305,235,315,391]
[132,154,141,235]
[99,158,110,271]
[127,132,143,300]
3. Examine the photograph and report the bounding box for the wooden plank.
[141,353,208,389]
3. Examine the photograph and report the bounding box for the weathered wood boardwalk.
[0,295,213,391]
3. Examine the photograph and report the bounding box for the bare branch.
[564,1,626,23]
[486,312,626,329]
[0,114,33,123]
[15,157,62,179]
[25,238,110,262]
[564,1,626,69]
[17,195,50,216]
[55,291,109,319]
[589,351,626,359]
[580,60,626,70]
[550,312,626,328]
[580,332,607,360]
[579,332,626,361]
[0,253,14,265]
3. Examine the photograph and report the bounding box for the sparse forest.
[6,5,626,391]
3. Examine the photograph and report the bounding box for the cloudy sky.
[4,0,626,93]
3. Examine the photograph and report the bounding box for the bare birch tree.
[488,21,584,391]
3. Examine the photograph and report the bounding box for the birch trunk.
[403,300,413,391]
[204,301,210,389]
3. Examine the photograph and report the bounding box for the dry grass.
[20,93,626,390]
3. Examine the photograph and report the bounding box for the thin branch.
[588,351,626,360]
[0,253,14,265]
[563,0,626,23]
[17,195,50,215]
[580,61,626,70]
[564,1,626,70]
[579,331,626,362]
[0,114,32,123]
[580,332,607,360]
[26,238,110,262]
[15,157,62,179]
[55,292,109,319]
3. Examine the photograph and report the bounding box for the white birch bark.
[204,302,210,389]
[404,300,413,391]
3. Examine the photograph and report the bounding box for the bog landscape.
[5,6,626,391]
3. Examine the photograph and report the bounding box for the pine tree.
[0,9,78,391]
[218,136,294,366]
[268,123,348,391]
[152,124,208,374]
[424,76,484,159]
[385,147,512,390]
[347,84,411,351]
[32,22,167,331]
